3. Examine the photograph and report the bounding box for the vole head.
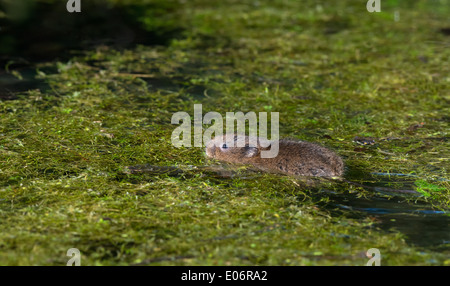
[205,134,272,162]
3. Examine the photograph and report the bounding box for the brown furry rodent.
[205,134,344,177]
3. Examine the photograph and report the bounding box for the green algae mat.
[0,0,449,265]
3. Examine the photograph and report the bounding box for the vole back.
[205,134,344,177]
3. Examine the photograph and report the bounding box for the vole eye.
[221,143,228,149]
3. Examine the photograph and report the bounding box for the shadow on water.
[0,0,184,99]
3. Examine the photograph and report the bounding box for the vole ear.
[244,146,259,158]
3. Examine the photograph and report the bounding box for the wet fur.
[205,134,344,177]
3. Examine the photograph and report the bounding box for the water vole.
[205,134,344,177]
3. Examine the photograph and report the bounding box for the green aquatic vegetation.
[414,180,447,198]
[0,0,449,265]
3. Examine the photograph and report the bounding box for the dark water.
[0,63,54,100]
[323,192,449,247]
[0,0,183,99]
[317,172,450,249]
